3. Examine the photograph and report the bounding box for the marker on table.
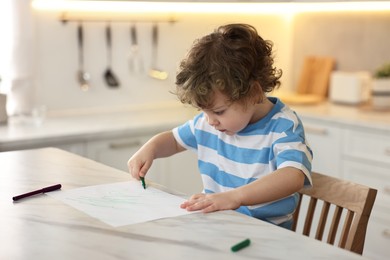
[231,238,251,252]
[140,177,146,189]
[12,184,62,202]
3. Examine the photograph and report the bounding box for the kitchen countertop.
[0,148,367,260]
[0,102,198,151]
[0,100,389,151]
[291,102,390,133]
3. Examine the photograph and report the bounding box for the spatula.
[77,23,90,91]
[128,24,144,75]
[148,24,168,80]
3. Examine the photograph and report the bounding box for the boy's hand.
[127,130,185,181]
[180,190,242,213]
[127,148,154,180]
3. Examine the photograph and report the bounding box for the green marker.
[140,177,146,189]
[231,238,251,252]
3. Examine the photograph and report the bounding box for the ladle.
[77,23,90,91]
[104,23,120,87]
[149,24,168,80]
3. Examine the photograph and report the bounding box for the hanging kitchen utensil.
[149,24,168,80]
[128,24,144,75]
[104,23,120,88]
[77,22,90,91]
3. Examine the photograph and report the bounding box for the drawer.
[364,213,390,260]
[343,129,390,164]
[344,160,390,260]
[343,160,390,210]
[300,118,343,177]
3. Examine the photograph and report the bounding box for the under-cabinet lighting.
[32,0,390,15]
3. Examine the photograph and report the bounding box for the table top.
[0,148,366,260]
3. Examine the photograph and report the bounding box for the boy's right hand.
[127,130,183,181]
[127,148,154,180]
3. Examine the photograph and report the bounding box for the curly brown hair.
[175,23,282,109]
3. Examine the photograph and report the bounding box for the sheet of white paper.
[48,181,193,227]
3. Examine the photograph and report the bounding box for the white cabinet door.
[301,118,343,178]
[343,160,390,260]
[86,137,143,172]
[164,150,203,196]
[86,135,202,196]
[55,142,86,157]
[86,136,166,185]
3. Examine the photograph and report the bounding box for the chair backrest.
[292,172,377,255]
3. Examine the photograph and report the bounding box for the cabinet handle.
[109,141,142,150]
[305,126,328,136]
[383,229,390,239]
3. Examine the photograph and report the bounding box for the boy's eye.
[214,110,225,115]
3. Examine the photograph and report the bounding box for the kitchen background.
[1,2,390,259]
[1,1,390,115]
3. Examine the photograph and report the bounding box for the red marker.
[13,184,62,202]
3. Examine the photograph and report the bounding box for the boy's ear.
[250,81,264,104]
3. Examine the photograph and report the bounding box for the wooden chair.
[292,172,377,255]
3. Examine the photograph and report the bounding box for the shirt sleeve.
[172,115,200,152]
[273,123,313,188]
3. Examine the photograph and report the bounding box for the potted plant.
[372,62,390,109]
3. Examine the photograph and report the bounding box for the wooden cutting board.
[296,56,335,97]
[278,56,335,105]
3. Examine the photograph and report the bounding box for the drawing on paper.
[48,181,193,227]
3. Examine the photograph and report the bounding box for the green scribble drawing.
[66,186,162,209]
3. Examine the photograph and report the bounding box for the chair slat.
[327,205,342,245]
[292,193,303,232]
[303,197,317,236]
[315,201,330,240]
[339,210,354,248]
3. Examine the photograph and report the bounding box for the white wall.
[291,11,390,87]
[32,12,293,112]
[15,7,390,114]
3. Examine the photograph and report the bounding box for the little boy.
[128,23,312,229]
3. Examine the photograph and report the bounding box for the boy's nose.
[207,116,219,127]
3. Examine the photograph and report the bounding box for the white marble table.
[1,148,366,260]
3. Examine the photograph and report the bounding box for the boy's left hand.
[180,191,241,213]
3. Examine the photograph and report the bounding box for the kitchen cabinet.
[55,142,86,157]
[343,160,390,259]
[163,150,203,195]
[86,136,146,172]
[85,135,202,196]
[85,135,167,188]
[0,103,201,196]
[341,128,390,260]
[300,117,342,177]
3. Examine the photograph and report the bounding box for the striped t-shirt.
[172,97,313,227]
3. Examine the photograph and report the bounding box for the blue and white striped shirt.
[172,97,313,226]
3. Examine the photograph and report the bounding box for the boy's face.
[202,90,263,136]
